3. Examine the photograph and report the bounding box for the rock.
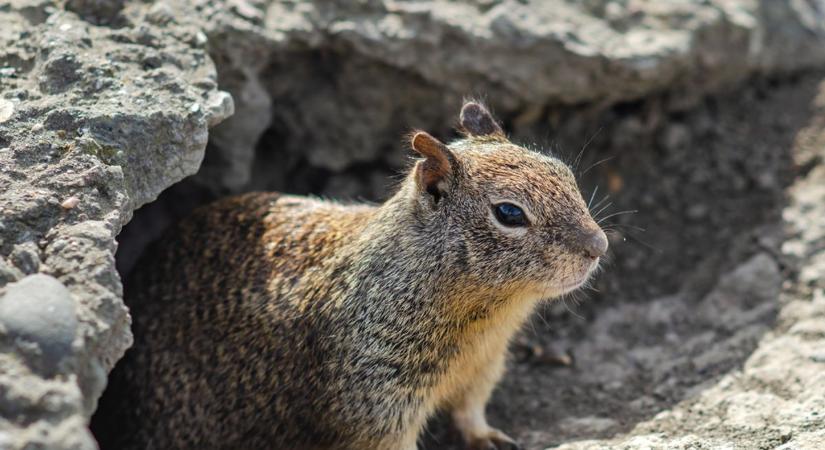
[556,416,618,436]
[0,274,77,375]
[0,99,13,123]
[698,252,782,330]
[183,0,825,195]
[65,0,125,24]
[776,430,825,450]
[0,257,24,285]
[658,123,691,152]
[0,1,231,449]
[9,241,41,275]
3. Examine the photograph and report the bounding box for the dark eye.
[493,203,528,227]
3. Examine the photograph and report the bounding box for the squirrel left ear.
[410,131,457,203]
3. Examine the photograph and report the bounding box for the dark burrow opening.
[109,70,819,449]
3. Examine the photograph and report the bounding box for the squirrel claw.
[466,430,521,450]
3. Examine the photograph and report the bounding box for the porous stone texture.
[193,0,825,195]
[1,1,825,450]
[0,1,232,449]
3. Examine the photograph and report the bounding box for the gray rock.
[0,1,231,449]
[9,241,40,275]
[0,274,77,375]
[0,257,24,286]
[183,0,825,194]
[65,0,125,24]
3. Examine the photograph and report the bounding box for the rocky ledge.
[0,2,232,448]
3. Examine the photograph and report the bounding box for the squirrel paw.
[466,429,521,450]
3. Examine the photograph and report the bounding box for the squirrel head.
[406,101,607,302]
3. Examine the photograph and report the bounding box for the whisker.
[561,295,585,321]
[574,127,603,171]
[585,285,601,293]
[587,185,599,209]
[592,202,613,220]
[591,194,611,213]
[603,223,646,233]
[534,308,551,330]
[597,209,638,224]
[621,230,662,253]
[581,155,616,176]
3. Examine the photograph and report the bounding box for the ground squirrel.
[92,102,608,450]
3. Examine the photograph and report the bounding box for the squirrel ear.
[410,131,456,203]
[459,102,504,137]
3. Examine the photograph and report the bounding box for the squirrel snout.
[581,228,608,259]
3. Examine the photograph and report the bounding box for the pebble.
[0,274,78,375]
[0,99,13,123]
[9,242,40,275]
[60,196,81,210]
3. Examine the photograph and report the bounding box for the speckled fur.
[92,103,605,450]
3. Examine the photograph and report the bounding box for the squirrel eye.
[493,203,528,227]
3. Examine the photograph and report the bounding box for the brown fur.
[91,102,607,450]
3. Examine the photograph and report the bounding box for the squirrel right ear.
[459,102,504,137]
[410,131,456,204]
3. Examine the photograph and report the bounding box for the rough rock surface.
[196,0,825,193]
[1,1,825,450]
[0,1,232,449]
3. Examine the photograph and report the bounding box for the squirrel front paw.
[466,428,521,450]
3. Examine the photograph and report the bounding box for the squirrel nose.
[582,229,608,259]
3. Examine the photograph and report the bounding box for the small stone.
[0,274,78,375]
[61,196,81,210]
[605,1,625,21]
[687,203,708,220]
[65,0,125,23]
[10,242,41,275]
[205,91,234,127]
[146,2,175,25]
[557,416,618,435]
[41,53,83,93]
[0,257,24,286]
[659,123,691,152]
[195,31,208,46]
[229,0,263,21]
[0,99,13,123]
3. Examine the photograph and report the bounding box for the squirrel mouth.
[558,260,600,293]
